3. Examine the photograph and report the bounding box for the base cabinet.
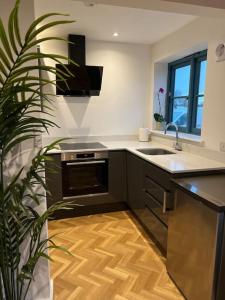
[108,150,127,203]
[126,153,145,218]
[126,152,172,255]
[45,150,220,257]
[45,151,127,218]
[141,204,168,250]
[45,154,62,207]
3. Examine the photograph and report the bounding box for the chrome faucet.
[164,123,182,151]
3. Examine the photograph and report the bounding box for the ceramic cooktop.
[59,142,107,150]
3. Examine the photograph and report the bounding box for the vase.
[155,121,166,131]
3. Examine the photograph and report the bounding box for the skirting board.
[36,279,53,300]
[50,279,53,300]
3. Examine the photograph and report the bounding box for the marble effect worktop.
[42,138,225,174]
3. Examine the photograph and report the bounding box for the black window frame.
[166,50,207,135]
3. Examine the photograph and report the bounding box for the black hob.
[59,142,107,151]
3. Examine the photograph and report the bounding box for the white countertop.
[45,139,225,174]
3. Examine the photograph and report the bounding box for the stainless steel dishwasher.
[167,189,223,300]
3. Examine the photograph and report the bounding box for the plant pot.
[155,121,166,131]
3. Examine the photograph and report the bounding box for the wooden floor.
[48,211,184,300]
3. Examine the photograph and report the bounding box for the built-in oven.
[61,151,108,199]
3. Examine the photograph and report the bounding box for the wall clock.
[216,43,225,62]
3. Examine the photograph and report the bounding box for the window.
[166,50,207,135]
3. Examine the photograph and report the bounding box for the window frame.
[166,50,207,135]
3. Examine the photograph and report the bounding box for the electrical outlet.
[220,142,225,152]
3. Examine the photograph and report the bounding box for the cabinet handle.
[66,160,106,166]
[163,192,169,214]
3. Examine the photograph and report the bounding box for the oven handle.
[65,160,106,166]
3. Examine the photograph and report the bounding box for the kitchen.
[34,1,224,299]
[1,0,225,299]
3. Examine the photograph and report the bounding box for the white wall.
[0,1,51,299]
[150,16,225,151]
[41,39,151,137]
[152,63,168,128]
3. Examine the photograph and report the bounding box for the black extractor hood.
[56,35,103,97]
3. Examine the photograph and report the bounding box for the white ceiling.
[163,0,225,9]
[34,0,196,45]
[81,0,225,18]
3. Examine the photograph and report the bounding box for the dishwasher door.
[167,189,222,300]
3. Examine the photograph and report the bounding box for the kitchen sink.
[137,148,176,155]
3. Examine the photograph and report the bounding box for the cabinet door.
[108,151,127,203]
[45,154,62,207]
[127,153,145,217]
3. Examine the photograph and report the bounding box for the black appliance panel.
[56,64,103,96]
[59,142,107,151]
[68,34,86,66]
[62,158,108,197]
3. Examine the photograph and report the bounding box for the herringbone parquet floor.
[48,211,184,300]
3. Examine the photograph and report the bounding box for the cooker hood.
[56,35,103,97]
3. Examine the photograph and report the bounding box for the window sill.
[151,130,205,146]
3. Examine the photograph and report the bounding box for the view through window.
[167,50,207,135]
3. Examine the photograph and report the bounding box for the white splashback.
[41,40,151,137]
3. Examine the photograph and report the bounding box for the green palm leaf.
[25,13,69,42]
[0,47,11,70]
[0,18,14,62]
[22,36,68,53]
[26,20,74,43]
[8,0,20,55]
[13,1,22,47]
[0,0,77,298]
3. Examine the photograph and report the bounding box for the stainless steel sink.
[137,148,176,155]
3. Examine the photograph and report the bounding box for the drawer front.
[141,204,168,252]
[144,162,171,190]
[144,175,165,204]
[144,191,168,225]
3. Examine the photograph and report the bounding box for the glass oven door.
[62,160,108,197]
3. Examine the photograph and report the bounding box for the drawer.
[144,190,168,225]
[144,175,165,204]
[141,204,168,252]
[144,161,171,190]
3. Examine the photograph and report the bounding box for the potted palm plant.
[0,0,75,298]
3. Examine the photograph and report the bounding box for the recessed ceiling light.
[113,32,119,37]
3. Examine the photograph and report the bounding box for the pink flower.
[159,88,165,94]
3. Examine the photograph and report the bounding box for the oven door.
[62,159,108,198]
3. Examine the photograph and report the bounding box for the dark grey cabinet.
[45,154,62,208]
[143,161,174,224]
[45,151,127,218]
[126,152,173,255]
[46,150,222,255]
[108,150,127,203]
[126,152,145,218]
